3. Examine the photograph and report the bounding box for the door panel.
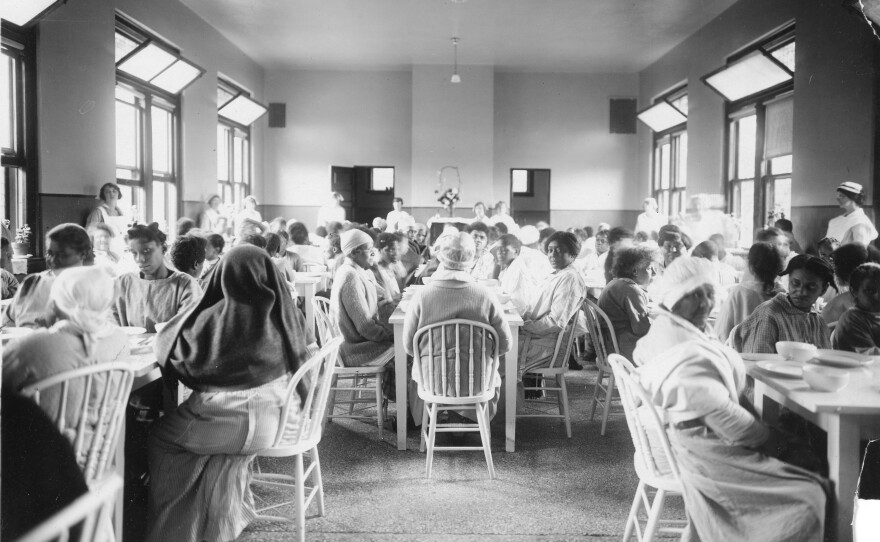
[352,165,394,225]
[330,165,354,219]
[511,168,551,226]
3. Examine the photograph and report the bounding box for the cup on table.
[775,341,817,363]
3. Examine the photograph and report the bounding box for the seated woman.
[403,232,511,422]
[821,243,869,325]
[518,231,586,383]
[1,238,19,300]
[732,255,835,353]
[265,232,295,282]
[3,266,128,447]
[373,232,406,303]
[833,263,880,354]
[170,234,207,279]
[88,222,121,268]
[113,223,201,333]
[496,234,539,313]
[3,223,92,328]
[597,245,659,361]
[465,222,496,280]
[633,257,827,542]
[322,232,344,281]
[287,221,324,267]
[714,242,784,341]
[147,245,311,542]
[330,229,394,366]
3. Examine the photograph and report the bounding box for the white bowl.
[802,365,850,392]
[776,341,818,363]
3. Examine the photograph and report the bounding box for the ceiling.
[178,0,741,74]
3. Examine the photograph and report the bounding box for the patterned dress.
[731,293,830,353]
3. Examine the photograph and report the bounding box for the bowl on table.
[802,365,850,392]
[775,341,818,363]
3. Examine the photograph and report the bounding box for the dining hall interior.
[2,0,880,541]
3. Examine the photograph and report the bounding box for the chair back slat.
[413,319,500,399]
[270,337,340,450]
[20,362,135,484]
[312,296,339,348]
[583,299,620,370]
[607,354,681,482]
[546,300,584,369]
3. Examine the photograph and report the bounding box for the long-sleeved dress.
[403,272,512,422]
[330,261,394,367]
[714,279,782,342]
[113,270,201,333]
[517,264,586,379]
[635,311,827,542]
[597,277,651,361]
[3,270,57,328]
[731,293,831,354]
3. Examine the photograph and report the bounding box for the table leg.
[506,326,519,452]
[394,322,408,450]
[753,380,765,419]
[825,415,859,542]
[115,417,126,539]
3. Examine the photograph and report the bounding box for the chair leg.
[324,374,339,428]
[589,367,604,421]
[557,373,572,438]
[475,403,496,479]
[348,375,360,416]
[622,480,644,542]
[310,446,325,517]
[600,373,614,436]
[374,374,384,439]
[294,453,306,542]
[643,488,667,542]
[425,403,438,479]
[419,402,429,453]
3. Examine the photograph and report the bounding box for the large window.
[651,89,688,217]
[1,26,36,247]
[725,29,795,247]
[217,81,250,210]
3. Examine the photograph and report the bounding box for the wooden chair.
[251,337,340,542]
[583,298,620,435]
[17,474,123,542]
[607,353,688,542]
[413,319,500,479]
[517,305,582,438]
[312,296,390,438]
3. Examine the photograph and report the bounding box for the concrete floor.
[238,366,686,541]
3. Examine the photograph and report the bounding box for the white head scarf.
[340,229,373,255]
[652,256,720,310]
[433,232,475,271]
[49,266,117,358]
[518,225,540,246]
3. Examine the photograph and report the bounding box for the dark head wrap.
[156,245,311,394]
[780,254,837,292]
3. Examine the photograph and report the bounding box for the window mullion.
[143,95,153,223]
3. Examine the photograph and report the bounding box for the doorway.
[510,168,550,226]
[331,165,395,225]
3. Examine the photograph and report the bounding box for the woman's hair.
[850,263,880,294]
[494,222,508,235]
[393,197,404,205]
[88,222,115,239]
[691,240,720,260]
[376,232,401,251]
[538,227,557,246]
[466,221,490,235]
[315,225,328,237]
[47,223,92,256]
[287,222,310,245]
[243,195,258,207]
[817,237,839,251]
[748,242,783,286]
[607,227,633,246]
[584,226,594,238]
[326,232,342,253]
[207,194,221,206]
[780,254,836,291]
[240,233,267,249]
[612,246,659,280]
[473,201,485,212]
[543,231,580,257]
[831,243,869,286]
[326,221,343,235]
[97,182,122,202]
[206,233,225,253]
[837,188,865,206]
[756,227,785,243]
[49,266,117,358]
[126,223,167,251]
[265,232,283,256]
[176,217,196,237]
[171,235,207,272]
[498,233,522,252]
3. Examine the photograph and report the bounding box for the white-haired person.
[3,266,128,445]
[634,197,668,238]
[633,256,827,541]
[330,229,394,366]
[826,181,878,246]
[4,223,93,328]
[731,254,835,354]
[403,231,511,423]
[517,231,586,391]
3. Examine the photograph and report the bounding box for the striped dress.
[731,293,831,354]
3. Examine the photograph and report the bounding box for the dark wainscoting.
[790,205,876,254]
[40,193,101,234]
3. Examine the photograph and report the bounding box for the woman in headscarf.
[330,228,394,366]
[147,245,312,542]
[732,255,835,353]
[633,256,827,541]
[826,182,878,247]
[3,223,92,328]
[714,242,784,342]
[3,266,127,449]
[403,232,511,423]
[113,223,201,333]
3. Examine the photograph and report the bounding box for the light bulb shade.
[637,101,687,132]
[2,0,61,27]
[703,50,792,102]
[450,73,461,83]
[219,94,268,126]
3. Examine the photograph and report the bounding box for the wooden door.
[352,166,394,225]
[511,168,551,226]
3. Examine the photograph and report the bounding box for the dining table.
[388,300,525,452]
[745,353,880,542]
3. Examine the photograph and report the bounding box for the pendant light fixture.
[450,37,461,83]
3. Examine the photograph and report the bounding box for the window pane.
[151,106,171,175]
[115,32,139,63]
[674,190,687,218]
[233,134,244,183]
[511,169,529,194]
[659,143,671,189]
[735,180,755,246]
[1,54,14,152]
[771,177,792,222]
[770,41,795,72]
[657,190,670,216]
[676,132,688,188]
[152,181,166,231]
[371,168,394,192]
[223,184,233,205]
[770,154,792,175]
[217,126,229,182]
[166,182,177,230]
[217,86,235,108]
[116,100,140,169]
[240,136,249,184]
[736,115,757,180]
[670,94,688,115]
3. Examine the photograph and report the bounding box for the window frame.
[365,166,395,193]
[510,168,534,197]
[650,86,688,217]
[217,79,252,210]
